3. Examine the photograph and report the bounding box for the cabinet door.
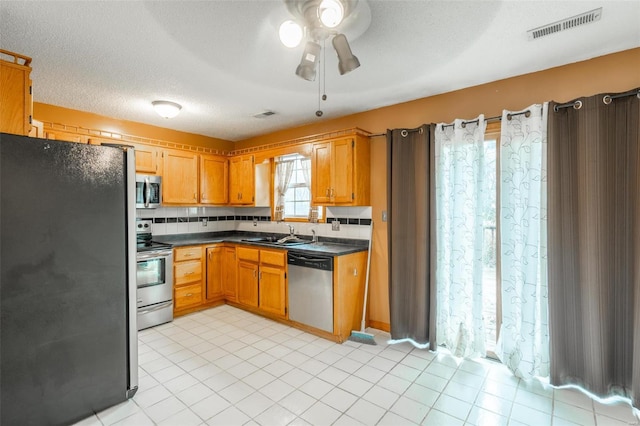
[311,141,332,204]
[201,154,228,204]
[237,260,259,307]
[229,155,254,205]
[0,57,31,136]
[229,156,242,204]
[258,265,286,317]
[331,138,354,204]
[223,246,237,301]
[206,246,224,300]
[239,155,255,204]
[134,145,160,175]
[163,149,198,204]
[45,130,87,144]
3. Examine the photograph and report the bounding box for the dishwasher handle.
[287,252,333,271]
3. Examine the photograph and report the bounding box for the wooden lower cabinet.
[173,246,204,316]
[175,283,202,310]
[237,259,259,307]
[236,246,259,307]
[206,245,224,300]
[258,250,286,318]
[236,247,287,317]
[172,242,368,343]
[223,246,237,301]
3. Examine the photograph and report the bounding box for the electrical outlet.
[331,220,340,231]
[202,218,208,227]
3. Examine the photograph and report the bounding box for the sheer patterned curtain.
[300,156,311,189]
[496,104,550,380]
[274,159,294,222]
[435,116,487,358]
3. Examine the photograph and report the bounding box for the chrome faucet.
[312,229,318,243]
[287,224,295,237]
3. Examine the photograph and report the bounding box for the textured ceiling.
[1,1,639,141]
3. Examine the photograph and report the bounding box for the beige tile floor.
[74,305,640,426]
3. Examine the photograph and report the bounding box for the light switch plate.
[332,220,340,231]
[382,211,388,222]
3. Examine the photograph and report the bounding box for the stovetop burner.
[136,219,172,253]
[136,241,172,253]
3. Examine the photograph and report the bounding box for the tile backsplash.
[136,206,372,240]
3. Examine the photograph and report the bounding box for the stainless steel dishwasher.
[287,251,334,333]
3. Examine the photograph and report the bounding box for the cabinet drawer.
[175,283,202,309]
[260,250,285,267]
[175,260,202,285]
[175,246,202,262]
[237,246,259,262]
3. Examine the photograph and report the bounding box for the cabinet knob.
[186,293,193,297]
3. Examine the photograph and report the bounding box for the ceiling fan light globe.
[319,0,344,28]
[279,20,303,48]
[152,100,182,119]
[295,41,321,81]
[332,33,360,74]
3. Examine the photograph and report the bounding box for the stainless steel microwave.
[136,174,161,208]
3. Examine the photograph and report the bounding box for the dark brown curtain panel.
[387,125,437,349]
[547,89,640,408]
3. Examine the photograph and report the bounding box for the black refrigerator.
[0,133,138,425]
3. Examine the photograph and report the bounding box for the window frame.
[273,154,324,223]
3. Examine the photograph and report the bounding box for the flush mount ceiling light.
[280,0,362,81]
[152,100,182,119]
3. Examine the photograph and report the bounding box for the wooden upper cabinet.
[0,49,32,136]
[200,154,228,205]
[45,130,87,144]
[229,155,255,205]
[134,144,161,175]
[162,148,198,204]
[311,135,369,206]
[311,141,333,204]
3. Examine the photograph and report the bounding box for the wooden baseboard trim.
[368,320,390,332]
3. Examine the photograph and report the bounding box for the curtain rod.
[554,88,640,112]
[440,110,530,130]
[367,111,529,137]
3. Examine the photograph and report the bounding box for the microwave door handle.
[144,176,150,208]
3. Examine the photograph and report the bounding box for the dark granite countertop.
[153,231,368,256]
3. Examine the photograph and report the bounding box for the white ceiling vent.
[253,110,276,118]
[527,8,602,40]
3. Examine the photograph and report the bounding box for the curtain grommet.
[400,129,408,137]
[603,95,612,105]
[574,100,583,110]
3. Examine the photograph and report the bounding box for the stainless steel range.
[136,219,173,330]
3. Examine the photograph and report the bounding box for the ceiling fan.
[278,0,362,81]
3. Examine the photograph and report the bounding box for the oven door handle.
[137,250,171,260]
[138,301,173,315]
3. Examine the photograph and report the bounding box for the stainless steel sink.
[276,238,308,246]
[240,237,278,243]
[240,236,308,246]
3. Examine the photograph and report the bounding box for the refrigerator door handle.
[125,147,139,397]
